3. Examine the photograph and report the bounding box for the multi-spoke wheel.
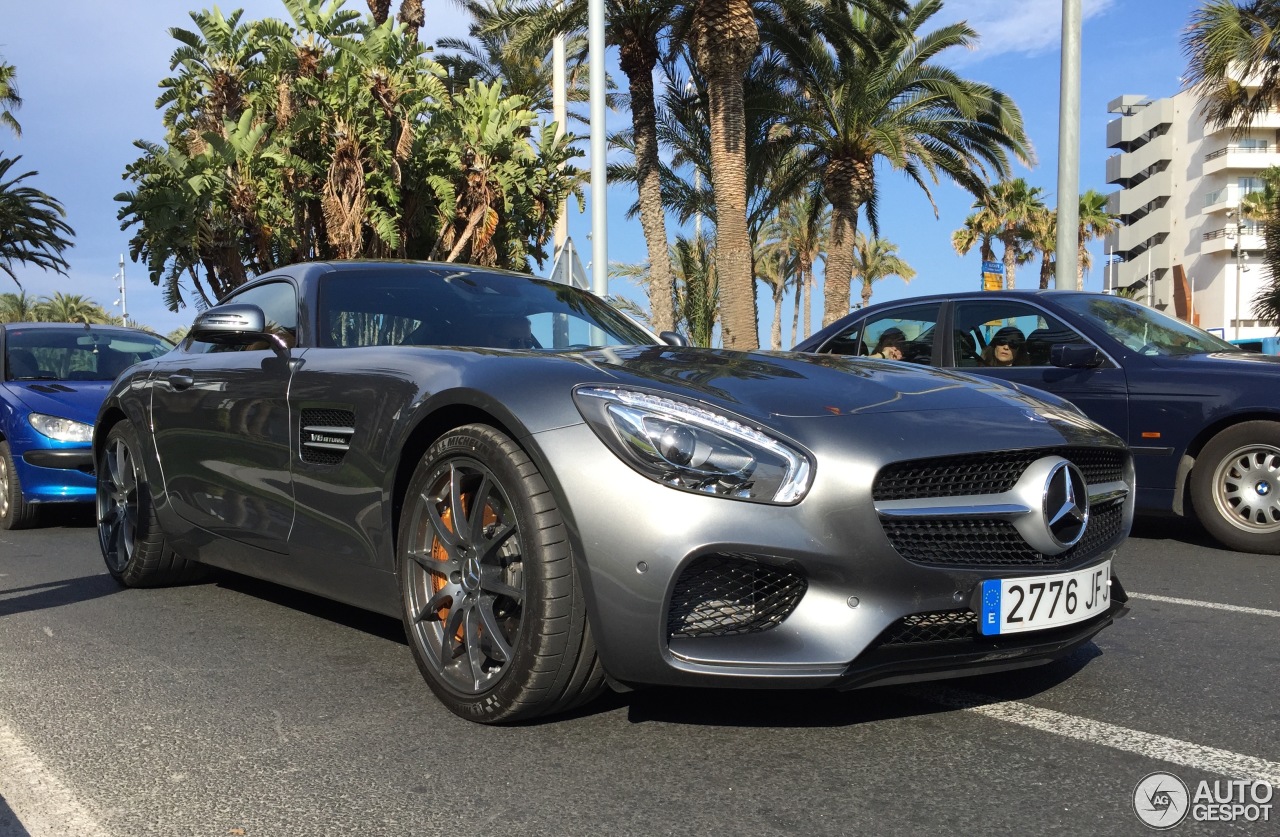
[1192,421,1280,554]
[97,420,205,586]
[399,424,604,722]
[0,440,39,530]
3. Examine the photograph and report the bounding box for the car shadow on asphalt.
[0,792,33,837]
[201,567,1113,729]
[1127,514,1220,549]
[0,574,123,617]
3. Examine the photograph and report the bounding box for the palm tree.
[0,60,21,138]
[755,243,790,350]
[1182,0,1280,135]
[1076,189,1120,288]
[613,234,719,346]
[852,231,914,308]
[767,0,1032,326]
[951,210,998,287]
[1026,205,1057,290]
[964,178,1046,289]
[37,292,108,324]
[0,156,75,290]
[687,0,761,348]
[0,291,41,322]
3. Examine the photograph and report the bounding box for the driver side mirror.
[1050,343,1103,369]
[190,304,291,359]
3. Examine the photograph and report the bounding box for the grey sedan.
[94,261,1134,722]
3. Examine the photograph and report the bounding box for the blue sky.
[2,0,1204,340]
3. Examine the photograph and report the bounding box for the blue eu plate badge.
[980,580,1002,636]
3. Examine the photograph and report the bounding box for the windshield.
[1055,294,1241,356]
[319,267,657,350]
[4,327,173,382]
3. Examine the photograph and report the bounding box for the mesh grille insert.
[882,499,1125,569]
[872,447,1125,501]
[879,609,978,645]
[667,554,806,639]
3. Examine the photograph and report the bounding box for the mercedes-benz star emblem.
[1044,461,1089,549]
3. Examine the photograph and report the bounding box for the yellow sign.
[982,273,1003,291]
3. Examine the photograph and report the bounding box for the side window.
[843,304,940,364]
[189,281,299,353]
[952,301,1091,368]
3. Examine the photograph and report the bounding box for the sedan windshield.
[1055,294,1241,356]
[4,328,173,382]
[319,267,657,350]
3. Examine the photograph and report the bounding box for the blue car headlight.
[573,387,812,504]
[29,413,94,443]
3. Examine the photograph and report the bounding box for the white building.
[1104,87,1280,340]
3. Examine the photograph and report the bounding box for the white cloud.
[936,0,1117,61]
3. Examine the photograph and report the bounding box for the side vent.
[300,408,355,465]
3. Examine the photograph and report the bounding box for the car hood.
[1153,351,1280,370]
[1,380,110,425]
[582,346,1064,420]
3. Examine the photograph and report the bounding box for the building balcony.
[1105,99,1173,150]
[1200,224,1265,256]
[1205,110,1280,135]
[1202,145,1280,175]
[1106,134,1173,185]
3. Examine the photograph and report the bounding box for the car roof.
[1,322,160,335]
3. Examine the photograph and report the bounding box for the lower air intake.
[667,554,806,639]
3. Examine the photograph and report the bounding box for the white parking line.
[1129,592,1280,618]
[0,719,108,837]
[913,687,1280,787]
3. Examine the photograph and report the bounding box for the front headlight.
[573,387,812,504]
[29,413,94,443]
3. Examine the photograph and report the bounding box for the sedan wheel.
[1192,421,1280,554]
[97,420,205,586]
[0,440,39,530]
[399,424,604,722]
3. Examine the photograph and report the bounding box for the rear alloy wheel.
[97,420,205,586]
[1191,421,1280,554]
[399,424,604,723]
[0,440,39,530]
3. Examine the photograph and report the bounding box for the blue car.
[796,290,1280,555]
[1,322,172,529]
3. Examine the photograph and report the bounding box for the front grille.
[872,447,1125,501]
[667,554,806,638]
[882,499,1126,569]
[300,408,355,465]
[878,609,978,645]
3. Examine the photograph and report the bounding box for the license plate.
[979,561,1112,636]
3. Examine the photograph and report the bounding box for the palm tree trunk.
[1002,234,1017,290]
[821,159,867,327]
[771,280,784,350]
[803,273,813,338]
[791,269,802,345]
[618,41,676,334]
[861,277,873,308]
[690,0,760,350]
[1039,255,1053,289]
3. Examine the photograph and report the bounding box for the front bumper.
[11,443,95,503]
[529,414,1134,692]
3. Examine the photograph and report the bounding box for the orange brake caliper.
[430,491,499,642]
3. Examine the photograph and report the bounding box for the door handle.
[168,372,195,391]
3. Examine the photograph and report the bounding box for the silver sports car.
[94,261,1134,723]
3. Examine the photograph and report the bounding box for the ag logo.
[1133,771,1190,829]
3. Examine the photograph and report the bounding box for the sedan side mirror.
[1050,343,1103,369]
[659,331,691,347]
[190,304,291,358]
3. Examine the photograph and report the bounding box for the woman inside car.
[981,326,1028,367]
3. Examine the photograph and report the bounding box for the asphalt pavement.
[0,511,1276,836]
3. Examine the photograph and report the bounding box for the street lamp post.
[1230,210,1248,341]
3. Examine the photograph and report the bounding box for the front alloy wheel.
[399,425,604,722]
[403,456,525,694]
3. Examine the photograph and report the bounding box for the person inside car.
[982,326,1028,367]
[868,328,906,360]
